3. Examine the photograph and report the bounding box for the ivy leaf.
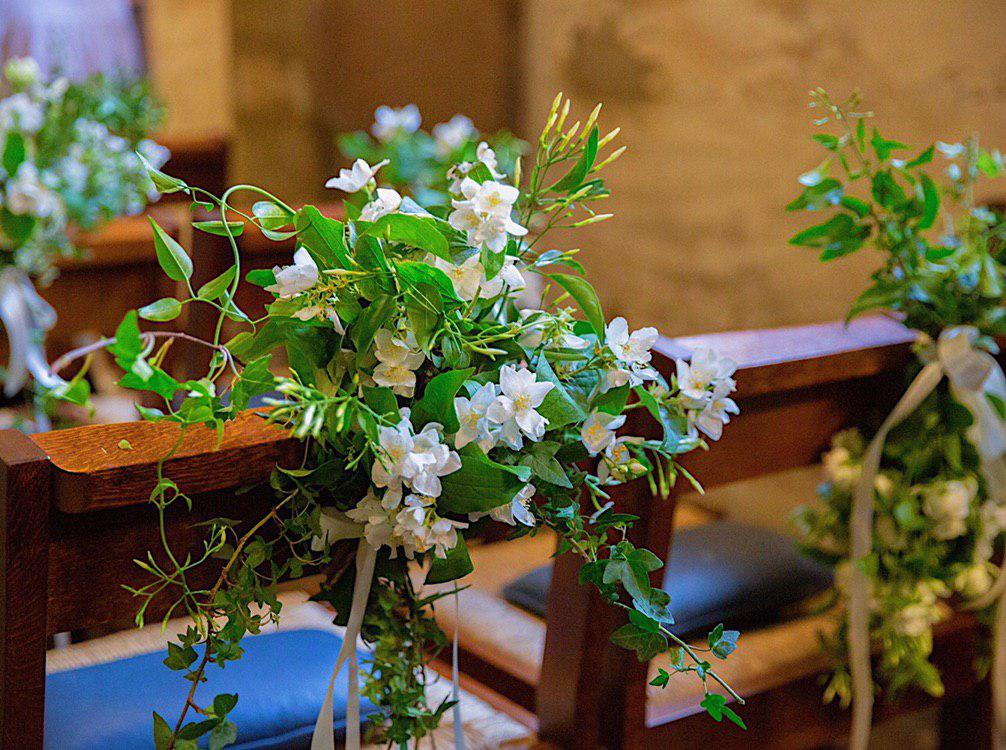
[149,216,193,281]
[650,668,671,688]
[439,444,526,514]
[548,273,605,337]
[230,355,275,411]
[701,693,746,729]
[411,369,474,432]
[198,266,237,300]
[164,641,198,671]
[610,622,667,661]
[209,720,238,750]
[633,587,675,624]
[425,534,474,584]
[138,297,182,322]
[603,547,662,601]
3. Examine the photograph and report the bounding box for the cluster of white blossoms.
[448,178,528,254]
[447,141,505,195]
[352,409,467,558]
[519,308,589,351]
[454,365,554,452]
[431,252,525,302]
[372,328,426,397]
[264,247,346,332]
[602,317,659,392]
[675,347,739,441]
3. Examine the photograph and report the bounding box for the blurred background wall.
[145,0,1006,336]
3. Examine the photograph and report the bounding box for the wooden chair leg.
[0,430,50,749]
[938,681,993,750]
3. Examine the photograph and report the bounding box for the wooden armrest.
[654,316,915,398]
[59,207,182,270]
[31,411,300,514]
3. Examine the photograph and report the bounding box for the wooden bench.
[435,317,997,749]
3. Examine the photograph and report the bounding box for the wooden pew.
[0,318,994,748]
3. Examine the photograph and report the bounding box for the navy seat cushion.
[45,629,376,750]
[503,520,833,638]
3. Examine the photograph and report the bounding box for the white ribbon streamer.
[848,327,1006,750]
[452,583,466,750]
[312,540,377,750]
[0,267,60,397]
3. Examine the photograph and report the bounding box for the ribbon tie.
[848,326,1006,750]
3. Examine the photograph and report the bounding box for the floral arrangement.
[336,103,524,207]
[54,95,745,748]
[789,90,1005,717]
[0,57,167,280]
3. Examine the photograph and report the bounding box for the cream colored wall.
[523,0,1006,335]
[142,0,233,138]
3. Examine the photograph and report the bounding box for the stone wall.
[522,0,1006,334]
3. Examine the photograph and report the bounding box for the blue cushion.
[503,520,833,638]
[45,629,377,750]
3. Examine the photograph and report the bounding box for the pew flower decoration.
[337,103,524,206]
[55,95,744,749]
[789,90,1005,744]
[0,57,166,402]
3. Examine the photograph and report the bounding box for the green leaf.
[2,131,26,175]
[789,213,870,260]
[362,386,399,419]
[198,266,237,300]
[396,260,460,301]
[411,369,474,433]
[812,133,841,150]
[295,206,351,269]
[213,693,239,717]
[549,273,605,337]
[425,534,474,584]
[520,452,572,488]
[252,200,293,231]
[193,220,245,237]
[987,393,1006,420]
[153,712,175,750]
[149,216,193,281]
[603,547,662,601]
[163,641,198,671]
[633,587,675,624]
[246,268,276,288]
[905,145,935,168]
[230,355,274,411]
[701,693,746,729]
[650,668,670,688]
[350,295,396,353]
[785,178,843,211]
[871,170,907,210]
[139,297,182,322]
[840,196,871,218]
[846,283,901,321]
[551,126,599,192]
[535,356,587,429]
[439,444,526,514]
[138,152,188,194]
[209,719,238,750]
[362,213,450,259]
[917,173,939,229]
[870,128,909,161]
[610,622,667,661]
[178,720,218,740]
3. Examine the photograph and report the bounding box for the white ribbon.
[312,540,377,750]
[848,326,1006,750]
[452,583,466,750]
[0,267,60,397]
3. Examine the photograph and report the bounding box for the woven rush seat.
[45,591,535,750]
[434,485,839,722]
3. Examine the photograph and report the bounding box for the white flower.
[433,115,475,156]
[433,254,486,301]
[486,365,554,449]
[936,141,965,158]
[476,141,504,178]
[922,478,977,540]
[955,563,994,599]
[454,382,500,451]
[597,438,646,484]
[371,409,461,512]
[874,474,896,499]
[360,187,403,222]
[894,602,938,638]
[394,494,468,559]
[265,247,319,299]
[480,255,526,298]
[602,317,659,391]
[371,413,416,507]
[293,305,345,334]
[446,142,505,195]
[408,422,462,498]
[373,328,425,397]
[448,178,527,253]
[345,489,397,549]
[372,104,421,142]
[581,411,627,455]
[5,162,63,218]
[470,483,537,527]
[325,158,390,193]
[4,57,41,89]
[675,347,736,404]
[689,383,739,441]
